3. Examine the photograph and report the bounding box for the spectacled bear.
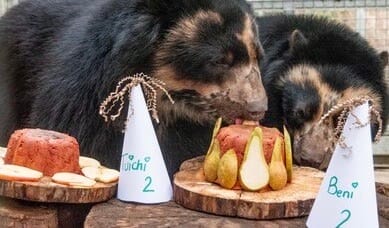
[256,14,388,168]
[0,0,267,177]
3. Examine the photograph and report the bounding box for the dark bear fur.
[256,15,388,167]
[0,0,268,177]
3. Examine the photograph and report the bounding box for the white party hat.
[117,84,172,203]
[307,102,378,228]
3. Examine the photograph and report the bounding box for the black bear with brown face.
[0,0,267,177]
[256,15,388,168]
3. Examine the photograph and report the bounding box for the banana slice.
[0,147,6,158]
[0,164,43,181]
[79,156,101,168]
[52,172,96,187]
[82,167,119,183]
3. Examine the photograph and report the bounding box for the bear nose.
[247,100,268,113]
[246,100,267,120]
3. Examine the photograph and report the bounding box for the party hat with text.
[99,74,174,203]
[307,101,378,228]
[117,85,172,203]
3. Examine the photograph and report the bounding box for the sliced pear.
[52,172,96,187]
[82,166,100,180]
[0,164,43,182]
[206,117,222,156]
[82,167,119,183]
[0,146,6,158]
[204,139,221,182]
[239,127,269,191]
[79,156,101,168]
[283,126,293,183]
[97,168,120,183]
[269,137,288,190]
[216,149,238,189]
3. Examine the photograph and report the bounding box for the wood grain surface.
[84,194,389,228]
[0,176,117,203]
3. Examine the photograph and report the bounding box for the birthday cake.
[5,128,81,176]
[203,118,293,191]
[1,128,119,186]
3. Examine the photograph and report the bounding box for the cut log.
[0,197,58,228]
[0,196,94,227]
[376,170,389,197]
[0,176,117,203]
[174,156,324,219]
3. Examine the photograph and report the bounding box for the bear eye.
[215,51,234,67]
[215,59,228,67]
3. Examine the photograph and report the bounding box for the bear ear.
[289,29,308,51]
[379,51,388,67]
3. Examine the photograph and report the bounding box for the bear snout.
[246,100,267,120]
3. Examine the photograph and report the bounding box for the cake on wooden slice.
[5,129,81,176]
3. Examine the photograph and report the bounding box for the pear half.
[216,149,238,189]
[269,137,288,190]
[283,126,293,183]
[239,127,269,191]
[206,117,222,156]
[204,139,221,182]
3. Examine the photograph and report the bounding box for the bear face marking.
[154,13,267,125]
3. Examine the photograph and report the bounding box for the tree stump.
[0,196,95,228]
[376,169,389,197]
[0,197,58,227]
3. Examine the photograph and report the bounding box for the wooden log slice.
[0,197,58,227]
[0,176,117,203]
[174,156,324,219]
[376,170,389,197]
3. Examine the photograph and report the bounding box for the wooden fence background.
[0,0,388,158]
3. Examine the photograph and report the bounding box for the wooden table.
[1,171,389,227]
[84,192,389,227]
[85,169,389,227]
